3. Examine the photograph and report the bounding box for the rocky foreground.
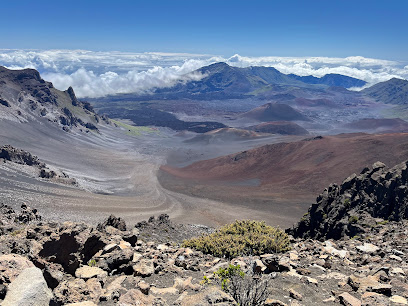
[0,203,406,305]
[0,161,408,305]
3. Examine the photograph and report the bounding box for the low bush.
[204,264,271,306]
[348,215,359,224]
[376,220,389,226]
[182,220,290,258]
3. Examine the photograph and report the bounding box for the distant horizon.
[2,47,408,64]
[1,49,407,98]
[1,0,408,61]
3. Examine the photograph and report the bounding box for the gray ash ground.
[135,214,215,244]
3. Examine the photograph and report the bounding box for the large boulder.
[290,160,408,240]
[2,267,53,306]
[118,289,156,305]
[98,248,133,274]
[53,278,103,304]
[0,254,35,291]
[75,266,107,280]
[38,223,106,275]
[97,215,127,231]
[0,145,44,167]
[180,286,235,305]
[133,259,155,277]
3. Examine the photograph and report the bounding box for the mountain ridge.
[153,62,367,99]
[362,77,408,105]
[288,73,367,88]
[0,66,110,132]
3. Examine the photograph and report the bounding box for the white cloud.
[225,54,407,87]
[0,49,407,98]
[42,63,207,98]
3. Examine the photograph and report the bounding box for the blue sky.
[1,0,408,61]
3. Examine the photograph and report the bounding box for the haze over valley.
[2,2,408,305]
[1,57,408,228]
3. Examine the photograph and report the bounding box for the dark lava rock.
[67,86,79,106]
[0,98,10,107]
[97,214,127,231]
[39,169,57,179]
[15,203,41,224]
[0,145,45,167]
[38,225,107,275]
[290,160,408,240]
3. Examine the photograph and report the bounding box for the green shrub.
[214,264,245,291]
[207,264,270,306]
[300,212,309,222]
[10,229,23,236]
[182,220,290,258]
[348,215,359,224]
[344,198,351,207]
[87,259,97,267]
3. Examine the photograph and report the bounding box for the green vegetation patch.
[112,120,159,136]
[382,105,408,121]
[348,215,359,224]
[182,220,290,258]
[203,264,271,305]
[376,220,389,226]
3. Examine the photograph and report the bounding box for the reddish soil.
[248,121,309,135]
[161,133,408,198]
[344,118,408,133]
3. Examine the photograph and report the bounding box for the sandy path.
[1,159,300,228]
[0,119,306,228]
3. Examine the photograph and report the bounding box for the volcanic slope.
[287,73,367,88]
[0,66,108,131]
[241,103,310,122]
[343,118,408,133]
[155,62,367,98]
[1,66,301,227]
[248,121,309,135]
[160,133,408,203]
[184,128,264,144]
[362,77,408,105]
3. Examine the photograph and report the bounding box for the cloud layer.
[0,49,407,98]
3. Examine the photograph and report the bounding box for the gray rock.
[0,254,35,285]
[133,259,155,277]
[180,286,235,305]
[289,288,302,301]
[2,267,53,306]
[75,266,107,279]
[339,292,361,306]
[356,243,379,254]
[253,259,267,273]
[65,302,98,306]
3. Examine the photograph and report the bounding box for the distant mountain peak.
[363,77,408,105]
[198,62,232,73]
[154,62,368,100]
[287,73,367,88]
[242,102,310,122]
